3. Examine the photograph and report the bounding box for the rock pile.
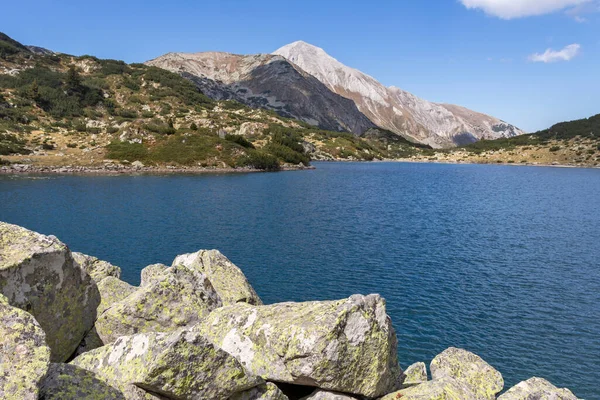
[0,222,579,399]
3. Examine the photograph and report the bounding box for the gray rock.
[73,251,121,282]
[0,294,51,400]
[300,389,359,399]
[71,328,262,400]
[381,376,477,400]
[231,382,290,400]
[39,363,126,399]
[402,361,428,387]
[172,249,262,305]
[195,294,401,398]
[97,276,137,315]
[0,222,100,361]
[95,264,222,344]
[497,377,578,400]
[430,347,503,400]
[140,263,168,287]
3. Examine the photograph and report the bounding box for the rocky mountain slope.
[274,41,524,148]
[145,52,376,134]
[0,221,581,399]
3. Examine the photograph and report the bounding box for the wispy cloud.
[460,0,592,19]
[528,44,581,63]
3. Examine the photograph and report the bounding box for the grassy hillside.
[0,33,429,170]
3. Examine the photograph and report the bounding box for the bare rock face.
[430,347,503,400]
[0,222,100,362]
[498,377,578,400]
[71,329,262,400]
[195,294,402,398]
[145,52,376,134]
[95,264,222,344]
[274,41,524,148]
[231,382,290,400]
[140,263,168,287]
[172,249,262,305]
[300,389,359,399]
[0,294,50,400]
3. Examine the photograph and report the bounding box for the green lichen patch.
[172,249,262,305]
[195,294,401,398]
[498,377,578,400]
[140,264,168,287]
[381,377,477,400]
[97,276,137,315]
[0,222,100,362]
[230,382,290,400]
[39,363,126,399]
[73,252,122,283]
[71,329,262,400]
[401,362,428,387]
[0,295,51,400]
[430,347,503,400]
[94,264,222,344]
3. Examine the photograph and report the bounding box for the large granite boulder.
[402,361,428,387]
[300,389,359,399]
[72,329,262,400]
[39,363,126,399]
[0,222,100,362]
[97,276,137,315]
[172,249,262,305]
[381,377,476,400]
[140,263,168,287]
[231,382,289,400]
[95,264,221,344]
[430,347,503,400]
[73,251,121,282]
[0,294,50,400]
[196,294,401,398]
[498,377,578,400]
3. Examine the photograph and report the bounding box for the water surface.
[1,162,599,398]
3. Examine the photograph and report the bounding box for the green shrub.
[66,143,77,148]
[242,150,280,171]
[225,134,254,148]
[106,141,148,161]
[549,146,561,152]
[0,133,30,155]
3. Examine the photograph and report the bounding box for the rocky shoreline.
[0,163,315,175]
[0,222,580,399]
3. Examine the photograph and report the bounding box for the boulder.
[231,382,290,400]
[71,329,262,400]
[73,251,121,282]
[72,326,105,357]
[97,276,137,315]
[95,264,221,344]
[172,249,262,305]
[402,361,428,387]
[0,222,100,361]
[0,294,51,400]
[380,377,476,400]
[39,363,126,399]
[497,377,578,400]
[430,347,503,400]
[300,389,359,399]
[195,294,401,398]
[140,263,168,287]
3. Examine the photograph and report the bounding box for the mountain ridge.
[273,41,524,148]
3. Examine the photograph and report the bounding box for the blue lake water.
[1,162,599,398]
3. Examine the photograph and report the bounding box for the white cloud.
[528,44,581,63]
[460,0,592,19]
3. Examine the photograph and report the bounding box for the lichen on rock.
[0,222,100,362]
[97,276,137,315]
[39,363,126,399]
[430,347,503,400]
[140,263,168,287]
[71,328,262,400]
[498,377,578,400]
[381,376,477,400]
[195,293,402,398]
[73,251,122,282]
[401,361,428,387]
[95,264,222,344]
[230,382,290,400]
[299,389,360,399]
[0,294,50,400]
[172,249,263,305]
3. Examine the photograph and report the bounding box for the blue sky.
[3,0,599,132]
